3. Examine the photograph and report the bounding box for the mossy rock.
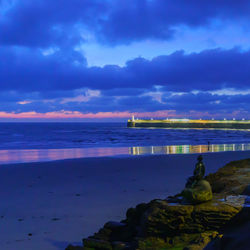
[141,197,241,238]
[137,237,174,250]
[126,203,149,226]
[137,232,218,250]
[141,202,194,237]
[242,184,250,195]
[183,231,218,250]
[83,238,112,250]
[205,158,250,195]
[112,241,127,250]
[193,201,241,231]
[65,245,84,250]
[182,180,212,204]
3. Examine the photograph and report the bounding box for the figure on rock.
[182,155,212,204]
[186,155,205,188]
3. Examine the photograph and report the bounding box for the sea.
[0,122,249,164]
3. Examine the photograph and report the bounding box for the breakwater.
[127,118,250,129]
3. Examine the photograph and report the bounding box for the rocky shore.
[66,158,250,250]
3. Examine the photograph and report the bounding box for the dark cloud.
[1,47,250,93]
[162,93,250,112]
[77,92,250,115]
[1,91,249,117]
[98,0,250,44]
[0,0,107,47]
[1,0,250,47]
[102,88,146,96]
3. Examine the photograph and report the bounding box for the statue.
[185,155,205,188]
[182,155,212,204]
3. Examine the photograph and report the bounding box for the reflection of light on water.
[130,143,250,156]
[0,147,130,165]
[0,143,249,165]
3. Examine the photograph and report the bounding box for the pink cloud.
[0,110,178,119]
[0,110,246,120]
[17,100,32,105]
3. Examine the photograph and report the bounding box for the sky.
[0,0,250,121]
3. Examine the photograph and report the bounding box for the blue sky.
[0,0,250,120]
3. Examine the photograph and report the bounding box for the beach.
[0,151,249,250]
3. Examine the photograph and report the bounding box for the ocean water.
[0,122,249,164]
[0,122,249,150]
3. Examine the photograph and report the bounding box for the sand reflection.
[0,143,249,165]
[0,147,129,165]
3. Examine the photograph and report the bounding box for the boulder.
[205,158,250,195]
[83,238,112,250]
[182,180,213,204]
[141,199,241,238]
[65,245,84,250]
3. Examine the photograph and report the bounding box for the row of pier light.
[130,143,249,156]
[131,116,247,121]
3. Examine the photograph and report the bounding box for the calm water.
[0,122,249,150]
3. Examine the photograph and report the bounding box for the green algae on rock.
[76,197,242,249]
[205,158,250,195]
[182,180,213,204]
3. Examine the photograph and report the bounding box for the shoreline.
[0,151,249,250]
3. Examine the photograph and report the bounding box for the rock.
[82,220,133,248]
[141,201,194,237]
[184,231,219,250]
[141,199,240,238]
[193,200,241,231]
[65,245,84,250]
[137,237,171,249]
[83,238,112,250]
[242,184,250,195]
[104,221,126,230]
[205,220,250,250]
[125,203,149,227]
[137,232,219,250]
[205,158,250,195]
[166,194,183,203]
[182,180,213,204]
[112,241,127,250]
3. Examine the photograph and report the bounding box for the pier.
[127,117,250,129]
